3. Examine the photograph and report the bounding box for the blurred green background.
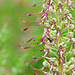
[0,0,75,75]
[0,0,44,75]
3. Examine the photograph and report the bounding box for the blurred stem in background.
[0,0,43,75]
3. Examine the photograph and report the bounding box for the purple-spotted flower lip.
[29,59,41,64]
[21,19,40,23]
[24,11,42,16]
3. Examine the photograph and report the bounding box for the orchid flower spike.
[19,0,75,75]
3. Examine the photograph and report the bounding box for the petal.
[21,19,26,23]
[32,53,43,59]
[31,1,44,7]
[23,27,30,31]
[25,20,40,23]
[70,6,75,11]
[28,66,41,71]
[35,17,40,19]
[23,34,42,43]
[24,61,28,66]
[29,59,40,64]
[24,46,34,49]
[33,39,39,42]
[18,45,23,49]
[24,12,42,16]
[22,24,41,31]
[24,61,41,71]
[24,44,41,49]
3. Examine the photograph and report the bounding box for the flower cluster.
[19,0,75,75]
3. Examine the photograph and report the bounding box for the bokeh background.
[0,0,44,75]
[0,0,75,75]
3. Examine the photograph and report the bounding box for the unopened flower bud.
[67,32,74,38]
[58,44,62,49]
[56,26,61,31]
[49,6,56,13]
[58,42,64,48]
[44,23,50,28]
[43,60,49,67]
[49,6,53,10]
[71,49,75,56]
[58,1,62,7]
[52,18,56,23]
[42,4,46,9]
[69,24,74,30]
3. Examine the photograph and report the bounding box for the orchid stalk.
[19,0,75,75]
